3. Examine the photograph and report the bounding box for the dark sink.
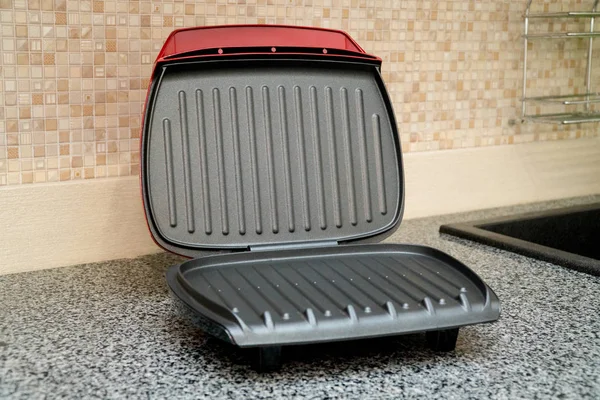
[440,203,600,276]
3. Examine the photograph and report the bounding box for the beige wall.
[0,0,599,186]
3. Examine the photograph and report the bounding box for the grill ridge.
[194,89,213,235]
[228,87,246,235]
[293,86,311,232]
[212,88,229,235]
[161,118,177,227]
[309,85,327,231]
[178,91,195,234]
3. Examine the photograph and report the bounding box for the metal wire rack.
[522,0,600,124]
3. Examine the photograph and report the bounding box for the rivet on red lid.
[271,47,276,52]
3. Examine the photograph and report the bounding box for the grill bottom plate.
[167,244,499,347]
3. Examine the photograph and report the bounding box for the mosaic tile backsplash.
[0,0,599,186]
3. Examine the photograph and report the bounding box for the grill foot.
[426,328,459,352]
[251,346,282,372]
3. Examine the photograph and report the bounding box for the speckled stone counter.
[2,196,599,399]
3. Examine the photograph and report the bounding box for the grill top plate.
[142,61,402,254]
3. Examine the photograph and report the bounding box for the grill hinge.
[249,241,338,252]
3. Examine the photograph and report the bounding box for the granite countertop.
[1,196,599,399]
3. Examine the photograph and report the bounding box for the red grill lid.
[156,25,371,60]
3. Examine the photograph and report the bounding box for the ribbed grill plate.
[168,244,500,347]
[145,63,401,249]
